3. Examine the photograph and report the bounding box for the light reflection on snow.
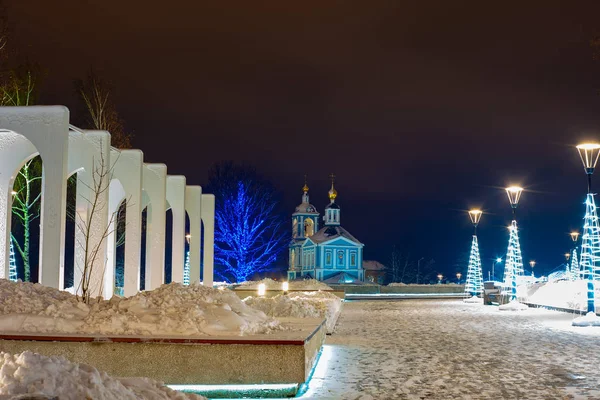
[297,345,334,398]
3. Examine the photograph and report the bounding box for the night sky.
[8,1,600,278]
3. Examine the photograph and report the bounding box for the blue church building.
[287,177,365,282]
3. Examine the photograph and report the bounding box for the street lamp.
[437,274,443,284]
[569,231,580,280]
[456,272,462,284]
[490,258,502,281]
[529,260,536,277]
[573,143,600,325]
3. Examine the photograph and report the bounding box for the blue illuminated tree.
[208,162,287,283]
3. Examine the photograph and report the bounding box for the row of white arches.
[0,106,214,298]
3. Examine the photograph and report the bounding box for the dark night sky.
[8,1,600,278]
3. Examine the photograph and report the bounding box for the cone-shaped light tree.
[502,186,524,302]
[570,231,580,281]
[573,143,600,326]
[465,210,484,297]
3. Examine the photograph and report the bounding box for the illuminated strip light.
[502,220,524,301]
[464,235,483,296]
[168,383,298,391]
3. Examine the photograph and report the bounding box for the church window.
[292,219,298,238]
[351,253,356,266]
[326,251,332,266]
[338,250,344,265]
[304,218,314,237]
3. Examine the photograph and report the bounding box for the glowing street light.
[573,143,600,326]
[456,272,462,283]
[282,281,289,293]
[571,231,580,242]
[529,260,536,277]
[437,274,443,284]
[257,283,266,297]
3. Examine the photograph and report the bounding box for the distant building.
[363,260,386,284]
[287,176,364,282]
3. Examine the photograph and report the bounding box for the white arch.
[185,185,202,284]
[109,149,143,297]
[166,176,186,283]
[201,194,215,287]
[67,129,111,295]
[142,163,167,290]
[0,106,69,288]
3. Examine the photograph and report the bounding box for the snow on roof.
[308,225,362,245]
[322,272,368,285]
[363,260,386,271]
[294,202,319,214]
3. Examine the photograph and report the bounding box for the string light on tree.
[464,209,483,299]
[573,143,600,326]
[183,234,191,286]
[8,237,17,282]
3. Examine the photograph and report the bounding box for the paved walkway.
[300,300,600,399]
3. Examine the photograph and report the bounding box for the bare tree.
[76,70,132,149]
[10,156,42,281]
[72,150,127,303]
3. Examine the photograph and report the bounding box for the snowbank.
[0,351,206,400]
[243,291,342,333]
[237,278,333,291]
[526,280,590,311]
[0,280,280,336]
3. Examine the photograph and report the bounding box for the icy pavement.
[300,300,600,399]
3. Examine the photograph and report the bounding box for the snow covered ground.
[236,278,333,291]
[301,299,600,399]
[0,280,280,336]
[242,291,343,333]
[0,351,206,400]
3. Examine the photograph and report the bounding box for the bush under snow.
[0,280,281,336]
[0,351,206,400]
[243,291,342,333]
[237,278,333,291]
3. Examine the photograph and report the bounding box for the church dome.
[295,202,318,214]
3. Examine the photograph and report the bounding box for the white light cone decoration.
[570,248,579,281]
[502,220,524,302]
[573,194,600,326]
[464,209,483,302]
[183,250,190,286]
[8,237,17,282]
[465,235,483,296]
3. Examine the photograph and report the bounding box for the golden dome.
[303,183,309,193]
[328,173,337,201]
[328,186,337,201]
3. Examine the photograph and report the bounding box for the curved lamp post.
[502,186,524,304]
[464,210,483,297]
[573,143,600,326]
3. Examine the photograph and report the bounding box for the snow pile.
[498,300,529,311]
[0,280,280,336]
[243,291,342,333]
[463,295,483,304]
[387,282,406,287]
[526,280,589,311]
[0,351,206,400]
[237,278,333,291]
